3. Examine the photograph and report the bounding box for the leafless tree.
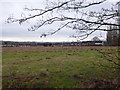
[103,2,120,69]
[106,1,120,46]
[107,25,119,46]
[6,0,120,69]
[7,0,120,40]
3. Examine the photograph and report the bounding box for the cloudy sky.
[0,0,119,42]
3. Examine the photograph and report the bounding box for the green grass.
[2,47,119,88]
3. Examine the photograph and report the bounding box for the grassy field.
[2,46,120,88]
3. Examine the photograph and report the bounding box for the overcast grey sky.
[0,0,119,42]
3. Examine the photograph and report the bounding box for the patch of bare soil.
[69,74,84,79]
[84,78,120,88]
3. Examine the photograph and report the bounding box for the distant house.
[91,36,101,41]
[91,37,104,46]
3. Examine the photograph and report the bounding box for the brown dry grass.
[2,46,119,54]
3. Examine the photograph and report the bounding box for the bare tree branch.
[95,49,120,67]
[7,0,120,39]
[65,0,107,9]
